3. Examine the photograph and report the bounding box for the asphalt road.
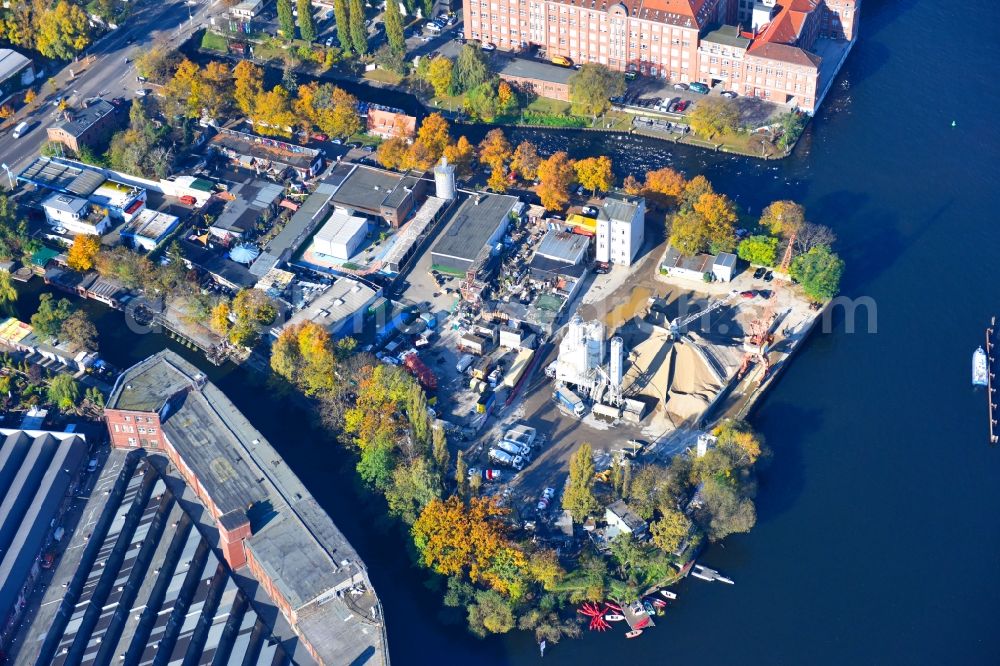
[0,0,221,182]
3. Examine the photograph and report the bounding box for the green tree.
[737,235,779,267]
[698,477,756,541]
[384,457,441,524]
[453,44,490,93]
[60,310,98,351]
[384,0,405,53]
[298,0,316,41]
[455,449,468,498]
[687,97,740,139]
[333,0,352,52]
[431,425,449,477]
[0,271,17,309]
[467,590,514,637]
[790,245,844,301]
[464,82,499,122]
[31,294,73,340]
[608,533,643,576]
[277,0,295,39]
[568,64,625,117]
[562,443,599,521]
[349,0,367,55]
[47,374,80,410]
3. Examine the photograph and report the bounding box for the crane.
[669,291,738,338]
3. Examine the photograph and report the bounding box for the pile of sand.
[625,336,721,424]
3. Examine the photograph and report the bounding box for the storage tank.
[434,157,456,200]
[610,337,624,387]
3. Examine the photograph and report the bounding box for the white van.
[11,121,28,139]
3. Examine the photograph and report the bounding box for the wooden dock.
[622,601,654,631]
[987,317,998,444]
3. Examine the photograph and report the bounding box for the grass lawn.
[364,69,404,85]
[347,133,382,147]
[682,130,782,158]
[200,31,228,53]
[428,93,464,113]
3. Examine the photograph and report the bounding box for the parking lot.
[621,76,783,128]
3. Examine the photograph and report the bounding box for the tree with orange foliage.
[510,141,540,182]
[536,151,576,211]
[643,167,685,207]
[412,495,526,594]
[376,136,410,170]
[573,155,612,196]
[622,174,643,196]
[66,234,101,271]
[692,192,738,252]
[405,112,451,169]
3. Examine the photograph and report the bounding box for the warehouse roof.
[279,276,379,336]
[17,157,106,197]
[0,48,30,84]
[106,351,385,664]
[431,193,518,262]
[0,429,86,629]
[329,164,405,213]
[314,210,368,249]
[535,229,589,264]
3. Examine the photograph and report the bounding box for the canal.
[18,0,1000,662]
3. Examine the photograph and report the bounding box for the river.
[19,0,1000,662]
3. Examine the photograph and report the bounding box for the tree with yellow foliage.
[573,155,612,196]
[536,151,576,211]
[163,58,204,119]
[66,234,101,272]
[479,129,511,193]
[407,112,451,169]
[35,0,90,60]
[200,61,232,120]
[209,301,231,336]
[23,88,36,104]
[759,199,805,240]
[233,60,264,117]
[692,192,738,253]
[251,86,296,136]
[442,136,475,180]
[426,56,454,98]
[0,105,12,121]
[270,321,339,396]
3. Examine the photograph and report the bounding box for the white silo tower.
[434,156,456,200]
[609,337,624,387]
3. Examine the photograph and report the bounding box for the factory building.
[555,316,607,392]
[430,193,520,275]
[311,210,369,260]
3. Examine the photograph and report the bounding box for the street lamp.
[0,163,14,190]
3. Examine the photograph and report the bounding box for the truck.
[488,448,524,469]
[554,387,586,417]
[11,121,29,139]
[550,55,573,67]
[495,439,529,459]
[456,353,475,374]
[403,353,437,391]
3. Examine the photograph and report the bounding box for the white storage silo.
[609,337,624,387]
[434,157,456,200]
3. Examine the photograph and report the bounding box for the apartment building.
[467,0,860,113]
[596,192,645,266]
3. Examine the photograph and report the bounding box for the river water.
[19,0,1000,662]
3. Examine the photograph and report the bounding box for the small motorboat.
[660,590,677,600]
[626,629,643,639]
[604,614,626,622]
[973,346,988,386]
[642,600,656,615]
[650,598,667,608]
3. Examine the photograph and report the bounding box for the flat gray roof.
[330,164,404,213]
[18,157,106,197]
[701,24,751,49]
[500,58,575,85]
[600,191,644,223]
[535,229,589,264]
[431,193,518,263]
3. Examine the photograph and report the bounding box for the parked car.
[740,290,756,299]
[543,487,556,499]
[689,81,710,94]
[676,100,690,112]
[41,552,55,569]
[721,90,738,98]
[426,22,442,32]
[624,70,637,80]
[481,42,496,51]
[763,271,774,282]
[582,205,599,216]
[673,82,689,91]
[753,267,767,280]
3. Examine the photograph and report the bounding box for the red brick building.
[466,0,860,113]
[105,351,387,666]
